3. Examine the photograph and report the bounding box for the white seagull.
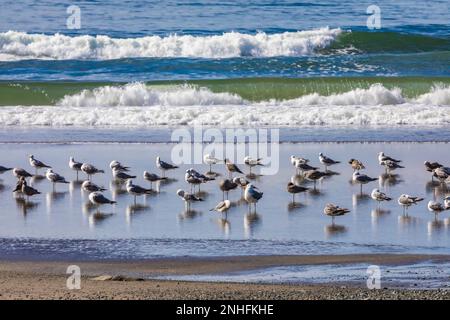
[69,157,83,179]
[244,156,263,175]
[203,154,221,173]
[319,153,340,171]
[378,152,401,163]
[143,171,167,189]
[81,180,106,193]
[370,188,392,207]
[156,156,178,177]
[126,180,152,204]
[81,163,104,180]
[112,167,136,181]
[244,183,263,213]
[109,160,130,172]
[427,200,448,216]
[323,203,350,223]
[13,168,33,179]
[398,194,424,213]
[29,155,51,175]
[46,169,69,191]
[210,200,231,214]
[88,191,116,212]
[176,189,203,210]
[352,171,378,193]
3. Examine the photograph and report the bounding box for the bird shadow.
[246,173,263,181]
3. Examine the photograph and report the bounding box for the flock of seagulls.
[1,151,449,227]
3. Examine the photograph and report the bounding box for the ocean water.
[0,0,449,135]
[0,142,449,260]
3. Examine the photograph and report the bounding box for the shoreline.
[1,254,449,299]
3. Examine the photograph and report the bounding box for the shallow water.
[0,142,448,259]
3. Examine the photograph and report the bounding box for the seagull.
[210,200,231,214]
[432,166,450,183]
[81,163,104,180]
[287,182,309,203]
[13,168,33,179]
[323,203,350,223]
[319,153,340,171]
[46,169,69,191]
[204,154,221,173]
[348,159,365,171]
[112,167,136,181]
[398,194,424,213]
[185,168,214,192]
[380,160,404,174]
[69,157,83,179]
[425,161,443,181]
[13,178,40,200]
[0,165,13,174]
[304,170,327,189]
[224,158,244,178]
[294,160,318,175]
[88,191,116,212]
[352,171,378,193]
[378,152,401,163]
[370,188,392,207]
[143,171,167,189]
[176,189,203,210]
[244,156,263,175]
[156,156,178,178]
[244,183,263,213]
[290,155,309,166]
[29,155,51,175]
[219,179,238,200]
[427,200,448,216]
[81,180,106,193]
[109,160,130,172]
[233,176,249,196]
[126,180,152,204]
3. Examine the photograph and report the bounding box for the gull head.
[176,189,185,198]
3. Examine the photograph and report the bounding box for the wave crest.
[0,28,342,60]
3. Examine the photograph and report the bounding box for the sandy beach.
[1,254,449,300]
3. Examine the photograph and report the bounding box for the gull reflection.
[244,212,261,238]
[397,214,419,227]
[287,201,305,212]
[324,224,347,238]
[88,212,114,228]
[178,209,202,220]
[215,217,231,236]
[15,198,39,216]
[427,218,445,236]
[126,204,150,225]
[352,192,370,207]
[379,173,403,188]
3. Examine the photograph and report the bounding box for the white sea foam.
[1,83,449,127]
[0,28,342,60]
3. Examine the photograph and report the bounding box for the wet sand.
[1,254,450,300]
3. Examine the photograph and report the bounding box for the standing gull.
[81,180,106,193]
[156,157,178,178]
[398,194,424,213]
[370,188,392,207]
[244,156,263,175]
[380,160,404,174]
[29,155,51,175]
[427,200,449,217]
[234,176,249,197]
[244,183,263,213]
[304,170,327,190]
[348,159,365,172]
[13,178,40,200]
[176,189,203,211]
[126,180,152,205]
[143,171,166,189]
[69,157,83,179]
[424,161,443,181]
[88,191,116,212]
[224,159,244,179]
[323,203,350,223]
[294,161,318,175]
[287,182,309,203]
[46,169,69,191]
[352,171,378,194]
[13,168,33,180]
[432,166,450,183]
[219,179,238,200]
[112,167,136,182]
[444,196,450,209]
[109,160,130,172]
[319,153,340,171]
[378,152,401,163]
[81,163,104,180]
[204,154,221,173]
